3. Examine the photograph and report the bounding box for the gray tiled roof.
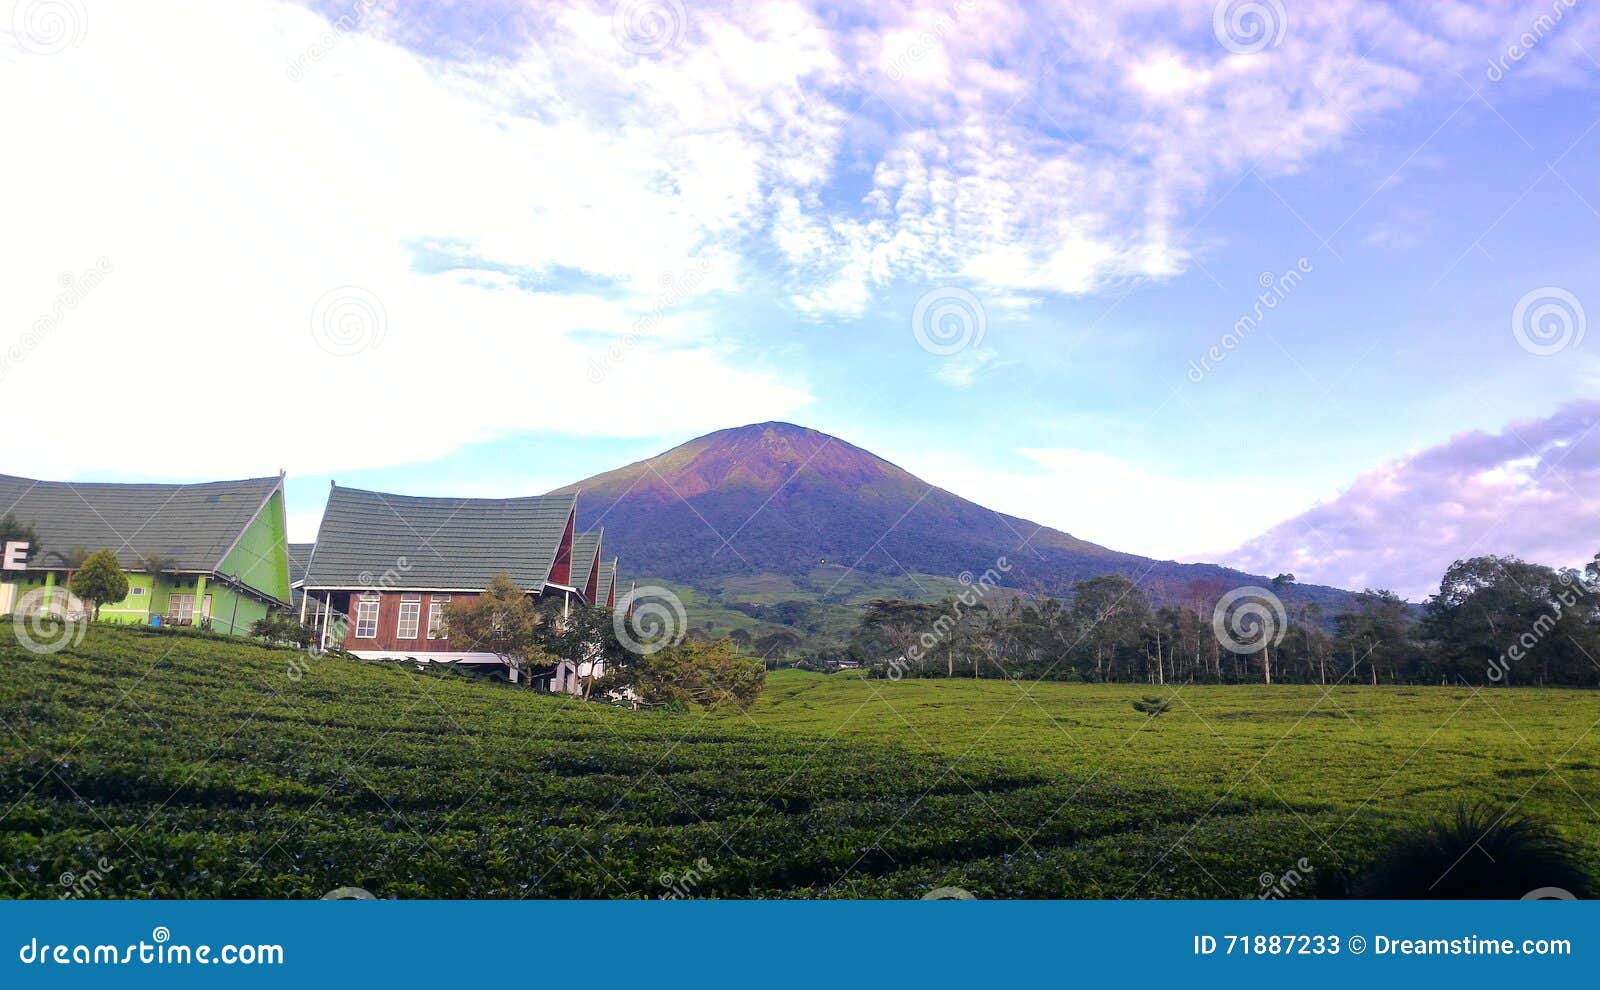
[0,473,281,574]
[570,530,602,598]
[287,543,315,586]
[596,559,617,607]
[302,486,575,591]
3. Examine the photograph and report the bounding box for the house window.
[355,595,380,638]
[396,594,421,640]
[130,587,148,598]
[169,594,194,623]
[427,596,450,639]
[166,594,210,623]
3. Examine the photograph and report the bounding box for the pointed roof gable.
[0,473,282,574]
[302,486,577,591]
[596,558,617,611]
[570,529,602,603]
[287,543,315,587]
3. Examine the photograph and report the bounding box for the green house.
[0,473,292,636]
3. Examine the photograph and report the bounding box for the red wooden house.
[299,485,618,681]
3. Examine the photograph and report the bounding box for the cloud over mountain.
[1221,400,1600,600]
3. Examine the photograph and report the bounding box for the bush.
[613,638,766,711]
[250,612,314,648]
[1353,804,1596,899]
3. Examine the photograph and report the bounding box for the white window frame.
[396,595,421,640]
[168,593,195,623]
[427,595,450,639]
[355,595,380,639]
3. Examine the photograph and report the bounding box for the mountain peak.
[552,423,1357,624]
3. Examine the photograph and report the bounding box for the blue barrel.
[150,615,162,628]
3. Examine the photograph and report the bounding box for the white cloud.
[0,1,818,481]
[1219,401,1600,599]
[3,0,1595,485]
[930,347,999,388]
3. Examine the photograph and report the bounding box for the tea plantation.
[2,625,1596,898]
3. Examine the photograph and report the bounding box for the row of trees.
[847,554,1600,687]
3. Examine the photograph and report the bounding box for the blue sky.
[2,1,1595,599]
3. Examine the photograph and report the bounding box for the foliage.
[1131,696,1171,717]
[250,611,314,647]
[1421,556,1597,686]
[534,603,631,698]
[847,554,1600,686]
[443,573,555,682]
[1353,804,1596,899]
[68,550,129,618]
[0,513,39,552]
[615,638,767,711]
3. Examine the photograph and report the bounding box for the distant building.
[0,473,292,635]
[299,485,622,688]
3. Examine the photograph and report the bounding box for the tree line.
[844,554,1600,687]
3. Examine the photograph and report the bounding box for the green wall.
[220,488,291,603]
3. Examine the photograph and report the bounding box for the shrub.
[1353,804,1596,899]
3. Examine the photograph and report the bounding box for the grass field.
[2,625,1596,899]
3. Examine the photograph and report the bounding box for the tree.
[855,599,940,675]
[1067,575,1152,681]
[0,513,39,550]
[47,545,91,587]
[69,550,129,619]
[617,638,766,711]
[1422,557,1595,686]
[538,604,630,699]
[1334,589,1416,685]
[140,553,180,583]
[443,573,553,686]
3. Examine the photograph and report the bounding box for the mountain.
[553,422,1357,644]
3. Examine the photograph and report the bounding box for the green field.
[2,625,1596,899]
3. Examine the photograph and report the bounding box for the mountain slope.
[554,424,1358,639]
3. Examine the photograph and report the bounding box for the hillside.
[555,423,1359,646]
